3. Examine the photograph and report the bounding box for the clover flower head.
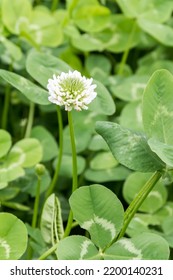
[47,70,97,111]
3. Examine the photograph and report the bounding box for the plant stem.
[51,0,59,11]
[27,176,41,259]
[32,176,41,228]
[1,63,13,129]
[63,111,78,237]
[35,0,41,5]
[117,171,162,240]
[24,102,35,138]
[1,85,10,129]
[118,21,137,76]
[45,107,63,198]
[38,243,59,260]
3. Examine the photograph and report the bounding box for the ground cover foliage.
[0,0,173,260]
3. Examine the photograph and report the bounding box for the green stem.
[38,243,59,260]
[117,171,162,240]
[118,21,137,76]
[1,64,13,129]
[32,176,41,228]
[24,102,35,138]
[28,176,41,259]
[63,111,78,237]
[35,0,41,5]
[51,0,59,11]
[1,85,10,129]
[45,107,63,198]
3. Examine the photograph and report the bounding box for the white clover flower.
[47,70,97,111]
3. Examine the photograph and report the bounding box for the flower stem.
[51,0,59,11]
[32,176,41,228]
[45,107,63,198]
[118,21,137,76]
[63,111,78,237]
[1,84,11,130]
[24,102,35,138]
[1,63,13,129]
[117,171,162,240]
[27,175,41,259]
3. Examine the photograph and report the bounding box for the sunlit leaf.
[0,129,11,158]
[12,138,42,167]
[104,232,170,260]
[31,126,58,162]
[69,184,124,249]
[0,213,28,260]
[143,69,173,145]
[57,236,99,260]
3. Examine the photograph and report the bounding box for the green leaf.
[116,0,173,23]
[63,110,107,154]
[96,122,165,172]
[59,48,82,72]
[148,138,173,167]
[73,3,110,32]
[69,184,124,249]
[123,172,167,213]
[105,15,141,53]
[137,58,173,76]
[161,217,173,248]
[0,183,7,190]
[0,36,23,61]
[0,70,50,105]
[26,224,47,257]
[53,154,85,178]
[2,0,32,34]
[104,232,170,260]
[0,163,24,185]
[0,187,20,201]
[17,168,51,197]
[162,216,173,235]
[126,213,160,237]
[57,236,99,260]
[85,54,111,77]
[88,134,109,151]
[0,129,11,158]
[25,7,63,47]
[26,50,72,88]
[40,194,64,245]
[31,126,58,162]
[71,33,104,52]
[89,80,116,115]
[110,75,147,101]
[142,69,173,145]
[63,122,92,154]
[12,138,42,167]
[71,15,139,53]
[85,166,131,183]
[138,20,173,46]
[156,202,173,222]
[0,213,28,260]
[90,152,118,170]
[119,101,143,132]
